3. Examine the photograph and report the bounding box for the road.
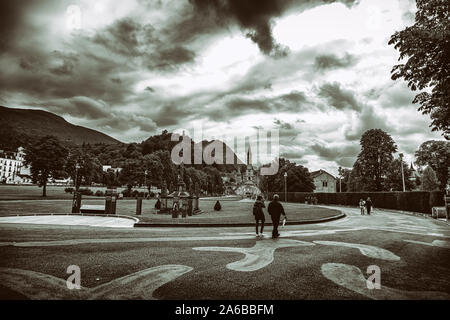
[0,206,449,300]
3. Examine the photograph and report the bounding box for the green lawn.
[0,198,341,224]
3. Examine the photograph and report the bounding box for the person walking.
[268,194,286,239]
[365,197,373,215]
[359,198,366,215]
[253,195,265,237]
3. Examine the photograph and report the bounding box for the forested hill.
[0,106,121,150]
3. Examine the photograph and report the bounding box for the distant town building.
[0,147,32,184]
[234,147,261,198]
[102,165,122,173]
[310,170,336,193]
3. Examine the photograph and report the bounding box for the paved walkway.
[0,205,449,300]
[0,215,136,228]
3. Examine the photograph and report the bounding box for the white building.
[0,147,32,184]
[310,170,336,193]
[102,165,122,173]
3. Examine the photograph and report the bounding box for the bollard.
[72,192,82,213]
[187,198,193,216]
[105,196,112,214]
[71,191,79,213]
[136,197,142,215]
[111,196,117,215]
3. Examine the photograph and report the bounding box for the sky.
[0,0,445,176]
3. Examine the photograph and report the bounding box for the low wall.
[268,191,445,214]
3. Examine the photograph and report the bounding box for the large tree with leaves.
[389,0,450,138]
[415,140,450,189]
[352,129,398,191]
[421,166,440,191]
[65,144,102,190]
[384,156,415,191]
[24,136,68,197]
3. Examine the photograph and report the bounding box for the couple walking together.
[253,194,286,239]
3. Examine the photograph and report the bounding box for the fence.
[267,191,445,214]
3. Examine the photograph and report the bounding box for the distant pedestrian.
[268,194,286,239]
[253,195,265,237]
[359,199,365,215]
[365,197,373,215]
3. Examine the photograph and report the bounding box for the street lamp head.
[284,172,288,177]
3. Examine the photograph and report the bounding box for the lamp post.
[144,169,148,190]
[75,163,80,191]
[399,153,405,192]
[284,172,288,202]
[72,163,81,213]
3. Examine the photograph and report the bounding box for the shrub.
[95,190,104,197]
[269,191,445,214]
[64,187,74,194]
[78,188,93,196]
[155,199,161,209]
[214,200,221,211]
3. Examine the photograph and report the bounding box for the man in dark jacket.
[268,194,286,239]
[365,197,373,215]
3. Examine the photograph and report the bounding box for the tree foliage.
[389,0,450,138]
[415,140,450,189]
[259,158,315,193]
[23,136,67,196]
[351,129,397,191]
[384,157,414,191]
[421,166,440,191]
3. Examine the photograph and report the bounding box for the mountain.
[0,106,122,146]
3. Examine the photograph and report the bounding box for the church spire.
[247,146,252,166]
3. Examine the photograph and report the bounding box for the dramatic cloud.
[318,82,362,112]
[0,0,445,175]
[314,53,357,71]
[191,0,359,56]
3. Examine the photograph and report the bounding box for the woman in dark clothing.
[253,195,266,237]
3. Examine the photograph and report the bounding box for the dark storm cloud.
[90,18,196,71]
[28,97,109,120]
[310,142,359,167]
[190,0,359,56]
[318,82,362,111]
[344,106,392,141]
[314,53,357,71]
[0,0,33,52]
[48,51,79,76]
[205,90,310,121]
[92,18,142,56]
[281,151,304,159]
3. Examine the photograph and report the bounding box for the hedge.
[268,191,445,214]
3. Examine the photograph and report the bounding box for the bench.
[80,205,106,214]
[432,207,447,219]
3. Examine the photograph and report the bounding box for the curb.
[0,213,140,223]
[133,212,345,228]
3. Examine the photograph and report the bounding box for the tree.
[65,144,102,190]
[142,153,164,191]
[389,0,450,138]
[337,167,352,192]
[23,136,67,197]
[385,157,414,191]
[352,129,397,191]
[421,166,440,191]
[259,158,314,193]
[415,140,450,189]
